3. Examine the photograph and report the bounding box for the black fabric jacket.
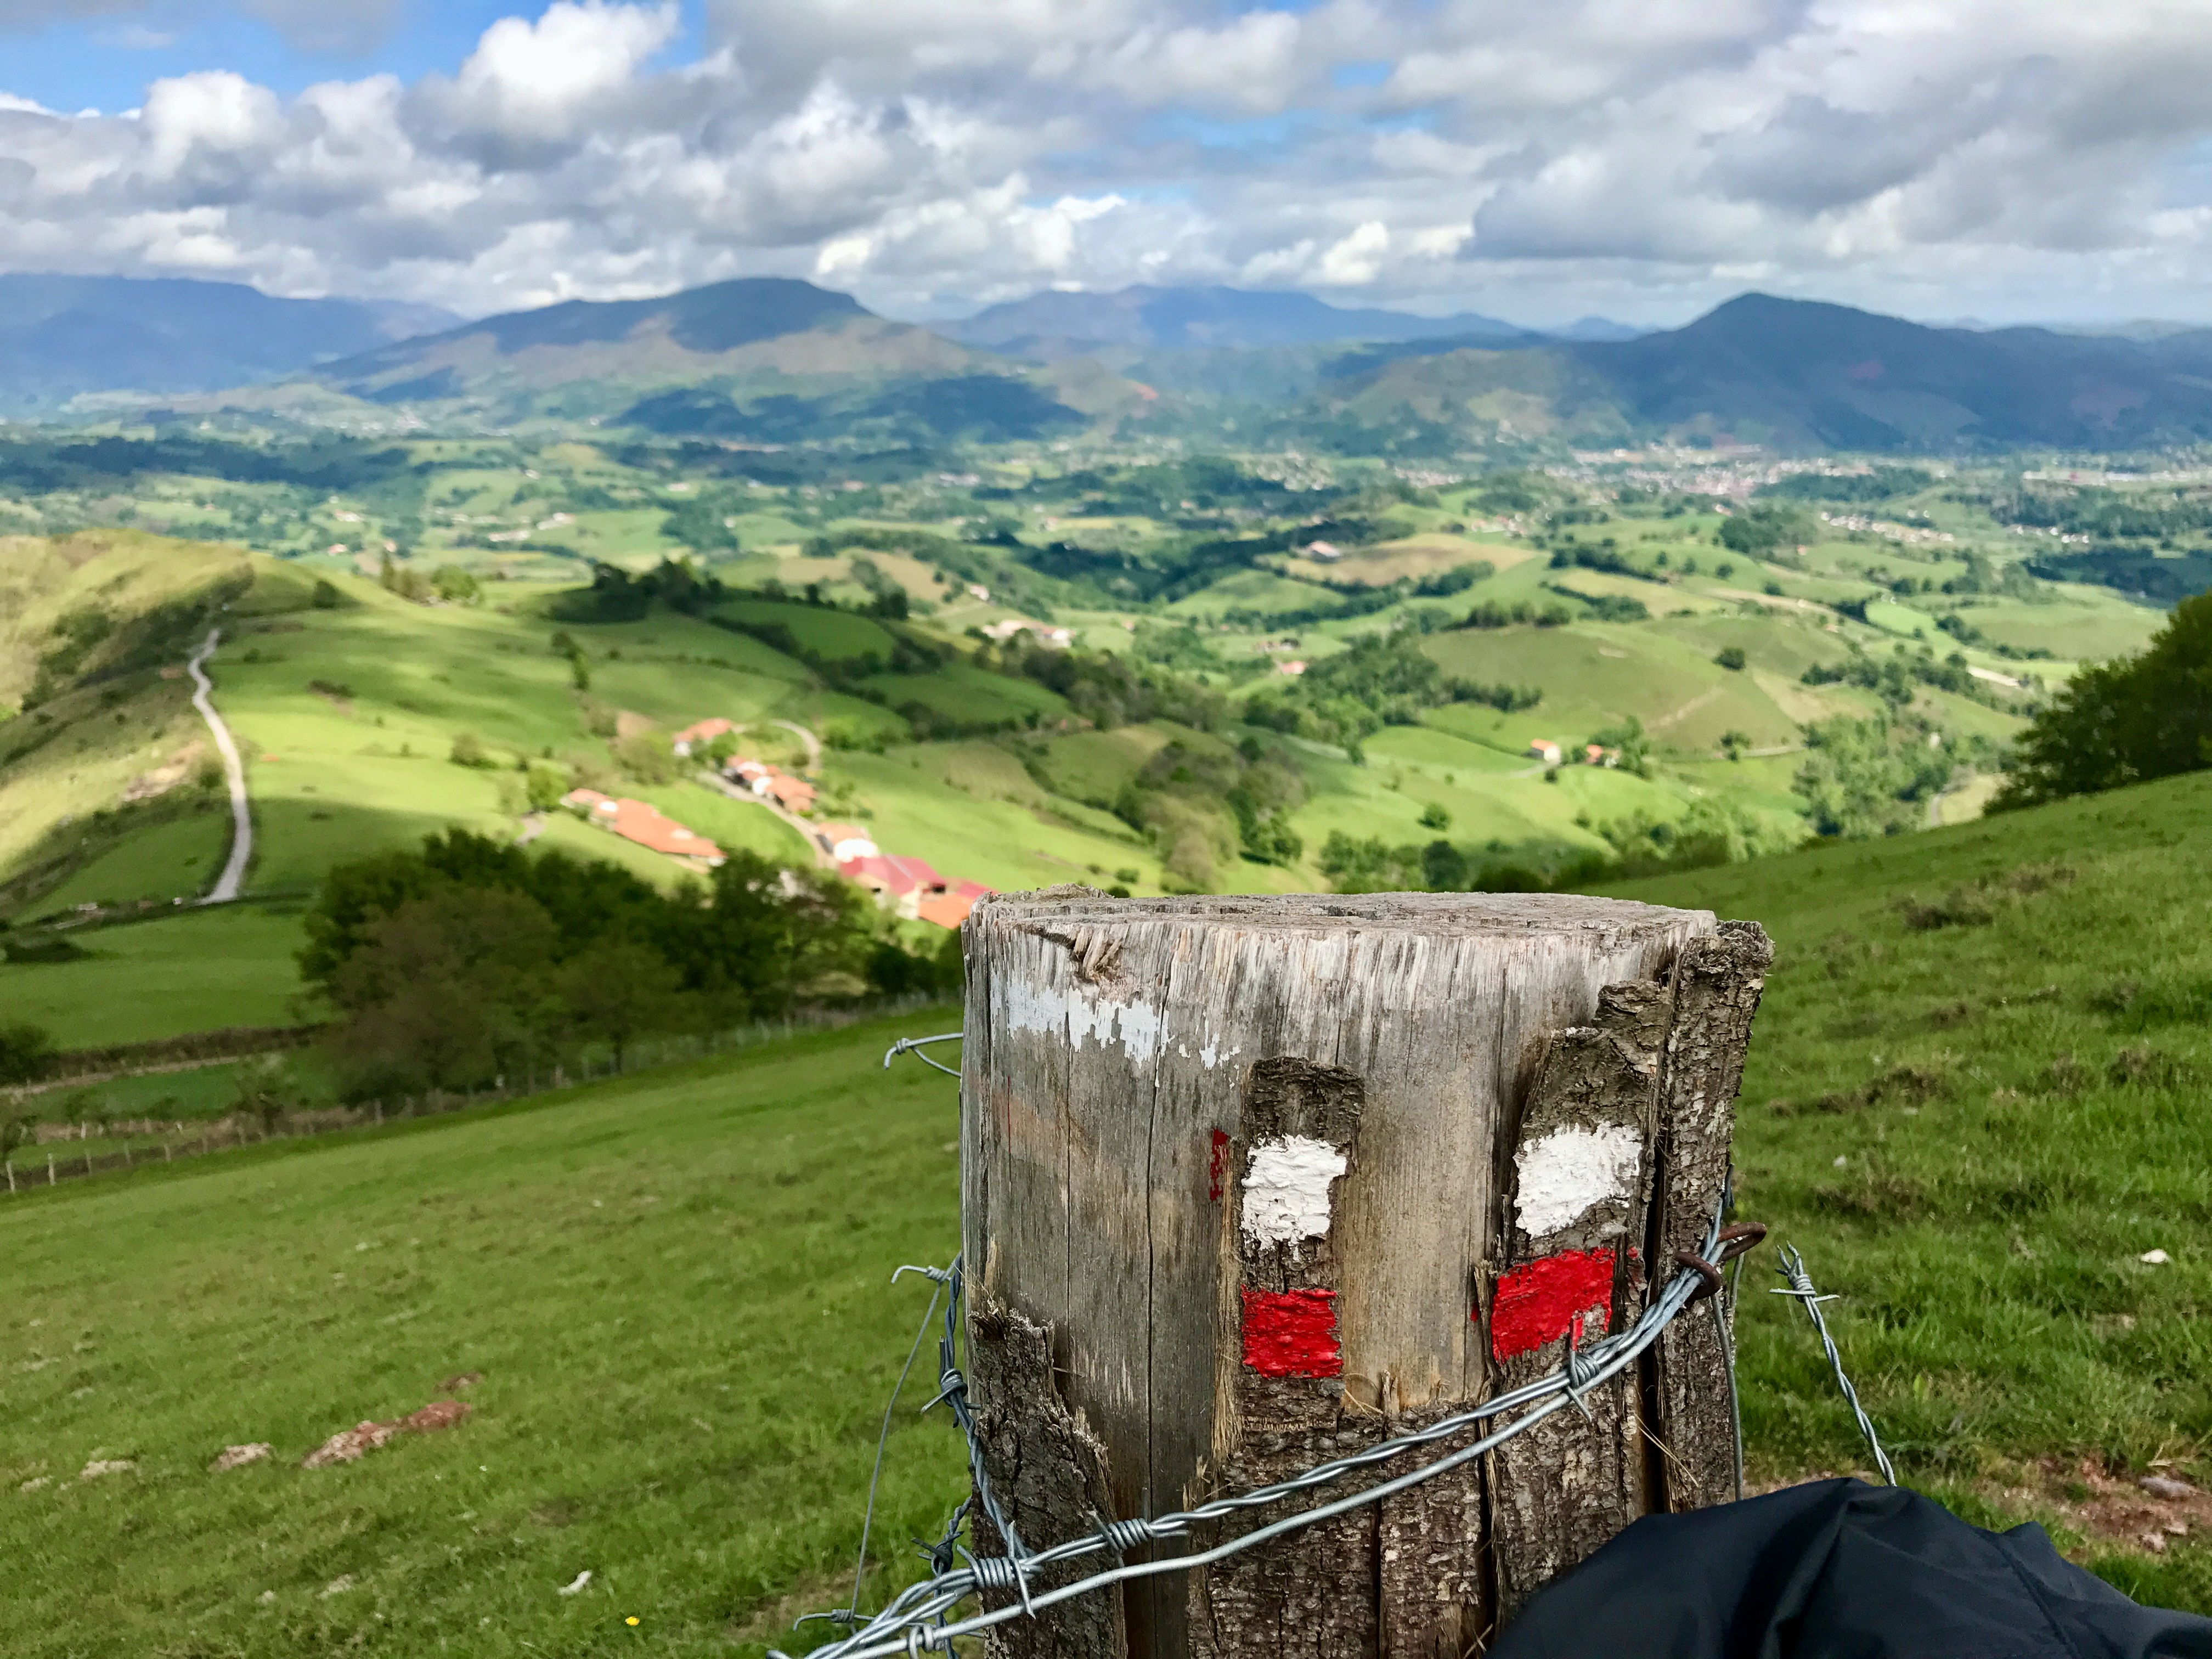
[1493,1477,2212,1659]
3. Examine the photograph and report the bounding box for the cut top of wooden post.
[961,890,1720,1548]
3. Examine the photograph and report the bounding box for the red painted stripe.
[1487,1248,1616,1362]
[1209,1128,1231,1201]
[1240,1287,1342,1378]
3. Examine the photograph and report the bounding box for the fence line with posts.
[0,994,944,1197]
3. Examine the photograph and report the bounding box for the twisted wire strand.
[774,1199,1734,1659]
[882,1034,963,1079]
[1768,1243,1895,1485]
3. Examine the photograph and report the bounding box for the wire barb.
[1769,1244,1896,1486]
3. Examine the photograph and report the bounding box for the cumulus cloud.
[3,0,2212,324]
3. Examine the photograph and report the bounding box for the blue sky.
[2,0,2210,327]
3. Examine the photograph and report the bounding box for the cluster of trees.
[1990,486,2212,543]
[552,557,726,622]
[378,556,479,605]
[1239,631,1543,757]
[1458,598,1576,630]
[1791,715,1984,838]
[1760,467,1934,505]
[1717,504,1817,556]
[300,831,956,1098]
[1802,643,2025,713]
[1317,795,1796,898]
[1991,592,2212,809]
[1104,736,1308,887]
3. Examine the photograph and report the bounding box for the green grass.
[33,806,236,912]
[0,1010,969,1659]
[1616,769,2212,1604]
[714,601,899,665]
[0,904,312,1048]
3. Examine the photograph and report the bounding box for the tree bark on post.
[961,891,1768,1659]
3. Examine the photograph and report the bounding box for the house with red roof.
[765,774,817,814]
[561,789,724,868]
[917,879,994,929]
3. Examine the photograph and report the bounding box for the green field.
[0,904,312,1047]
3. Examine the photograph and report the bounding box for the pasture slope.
[3,774,2210,1655]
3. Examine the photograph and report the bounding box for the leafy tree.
[1419,803,1452,831]
[325,889,567,1097]
[1420,838,1470,891]
[524,761,569,811]
[0,1107,38,1164]
[561,941,688,1070]
[1715,647,1747,672]
[432,566,481,604]
[1990,592,2212,809]
[449,731,492,768]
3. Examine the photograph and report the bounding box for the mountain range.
[12,270,2212,454]
[938,284,1562,358]
[0,274,458,415]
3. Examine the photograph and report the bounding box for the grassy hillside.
[5,773,2211,1658]
[0,1009,970,1659]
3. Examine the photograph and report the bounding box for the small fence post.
[960,891,1770,1658]
[47,1155,55,1186]
[4,1160,12,1193]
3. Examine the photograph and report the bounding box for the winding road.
[186,627,251,904]
[766,718,823,769]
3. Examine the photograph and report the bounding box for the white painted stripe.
[1242,1135,1348,1248]
[1002,976,1167,1065]
[1514,1123,1641,1237]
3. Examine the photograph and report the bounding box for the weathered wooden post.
[961,890,1769,1658]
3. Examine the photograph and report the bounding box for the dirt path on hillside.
[187,627,251,903]
[697,770,833,868]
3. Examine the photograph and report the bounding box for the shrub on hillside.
[613,731,677,786]
[1990,591,2212,809]
[0,1023,57,1086]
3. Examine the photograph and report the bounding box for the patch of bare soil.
[301,1398,472,1469]
[1986,1457,2210,1557]
[120,740,205,803]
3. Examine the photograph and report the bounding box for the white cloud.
[2,0,2212,324]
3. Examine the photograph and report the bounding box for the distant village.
[561,719,994,929]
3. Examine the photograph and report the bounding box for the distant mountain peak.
[0,273,464,413]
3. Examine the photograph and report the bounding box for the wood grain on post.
[960,891,1765,1659]
[1645,921,1773,1513]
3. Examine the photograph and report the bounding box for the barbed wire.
[779,1194,1741,1659]
[1769,1244,1896,1485]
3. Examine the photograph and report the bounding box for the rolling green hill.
[4,771,2211,1657]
